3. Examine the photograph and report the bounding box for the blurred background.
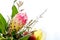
[0,0,60,40]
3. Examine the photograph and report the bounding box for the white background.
[0,0,60,40]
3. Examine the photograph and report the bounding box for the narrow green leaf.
[19,35,30,40]
[0,24,5,34]
[0,13,7,34]
[19,30,25,35]
[11,5,18,18]
[0,38,7,40]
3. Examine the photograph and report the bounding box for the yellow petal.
[34,30,43,40]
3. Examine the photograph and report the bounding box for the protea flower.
[8,12,28,34]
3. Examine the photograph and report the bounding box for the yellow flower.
[34,30,44,40]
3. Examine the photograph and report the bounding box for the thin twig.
[39,9,47,18]
[20,9,47,32]
[7,15,11,24]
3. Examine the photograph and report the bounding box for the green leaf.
[0,37,12,40]
[0,24,5,34]
[11,5,18,18]
[0,33,3,38]
[19,35,30,40]
[19,30,25,35]
[0,37,7,40]
[0,13,7,34]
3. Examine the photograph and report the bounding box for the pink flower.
[14,12,28,25]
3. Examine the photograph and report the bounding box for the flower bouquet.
[0,0,47,40]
